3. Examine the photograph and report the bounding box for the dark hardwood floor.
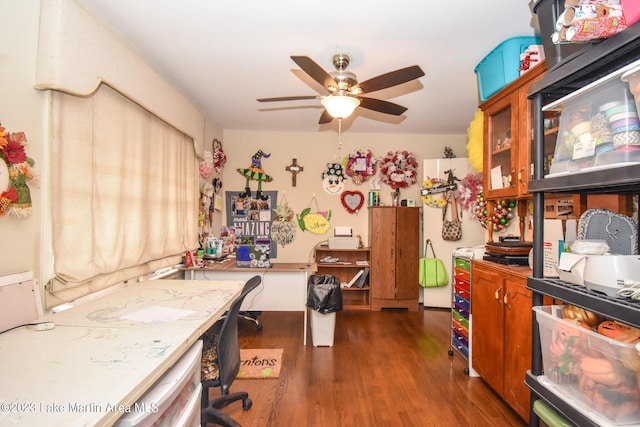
[207,307,527,427]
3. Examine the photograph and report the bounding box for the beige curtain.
[48,84,198,304]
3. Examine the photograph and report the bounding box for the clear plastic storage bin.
[534,305,640,425]
[545,59,640,177]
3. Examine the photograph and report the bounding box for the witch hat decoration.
[237,149,273,200]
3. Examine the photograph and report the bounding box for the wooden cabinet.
[314,247,371,310]
[368,206,420,311]
[480,63,548,241]
[471,260,536,422]
[481,63,547,201]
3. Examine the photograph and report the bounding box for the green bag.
[419,239,449,287]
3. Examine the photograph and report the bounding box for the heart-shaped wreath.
[341,190,364,214]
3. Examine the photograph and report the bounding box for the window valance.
[35,0,206,156]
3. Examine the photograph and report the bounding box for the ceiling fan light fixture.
[321,94,360,119]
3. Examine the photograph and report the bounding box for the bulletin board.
[225,191,277,257]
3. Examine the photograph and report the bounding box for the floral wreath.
[0,122,35,219]
[342,149,377,185]
[457,172,483,217]
[420,178,449,208]
[379,150,418,189]
[212,139,226,176]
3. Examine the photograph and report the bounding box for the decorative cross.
[285,158,304,186]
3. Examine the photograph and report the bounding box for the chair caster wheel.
[464,368,470,375]
[257,324,263,332]
[243,398,253,410]
[448,349,454,356]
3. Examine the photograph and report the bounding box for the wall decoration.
[237,149,273,200]
[225,190,277,257]
[467,109,484,172]
[271,195,296,247]
[211,139,226,211]
[297,195,331,235]
[443,146,456,159]
[475,191,515,232]
[420,177,452,208]
[198,149,215,245]
[321,162,346,195]
[342,149,377,185]
[341,190,365,214]
[457,172,483,217]
[285,157,304,187]
[0,122,35,219]
[212,139,227,176]
[379,150,418,189]
[199,150,214,180]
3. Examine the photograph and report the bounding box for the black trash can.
[306,275,342,346]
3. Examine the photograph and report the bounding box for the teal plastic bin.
[475,36,542,101]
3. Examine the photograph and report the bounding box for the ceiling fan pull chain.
[338,118,343,150]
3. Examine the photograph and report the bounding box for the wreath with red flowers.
[0,121,35,219]
[379,150,418,189]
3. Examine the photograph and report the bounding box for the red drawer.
[454,284,470,301]
[454,275,470,290]
[455,287,470,301]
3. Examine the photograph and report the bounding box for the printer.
[328,227,360,249]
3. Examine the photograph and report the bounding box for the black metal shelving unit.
[526,20,640,427]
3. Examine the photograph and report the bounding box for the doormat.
[237,348,283,379]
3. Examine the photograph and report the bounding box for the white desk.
[181,262,316,345]
[0,279,243,427]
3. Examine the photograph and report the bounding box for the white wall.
[0,0,45,278]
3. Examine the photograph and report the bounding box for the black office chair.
[238,310,263,331]
[201,275,261,426]
[217,285,263,331]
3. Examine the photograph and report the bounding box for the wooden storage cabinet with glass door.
[480,61,547,239]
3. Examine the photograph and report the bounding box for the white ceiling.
[76,0,540,135]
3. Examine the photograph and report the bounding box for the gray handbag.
[577,208,638,255]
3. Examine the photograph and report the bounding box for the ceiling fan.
[257,54,425,124]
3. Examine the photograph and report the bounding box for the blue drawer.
[453,293,470,311]
[452,335,469,358]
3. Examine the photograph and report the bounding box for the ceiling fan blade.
[355,65,425,94]
[257,95,319,102]
[318,109,334,124]
[291,56,337,91]
[358,97,408,116]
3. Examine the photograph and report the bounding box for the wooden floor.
[208,307,527,427]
